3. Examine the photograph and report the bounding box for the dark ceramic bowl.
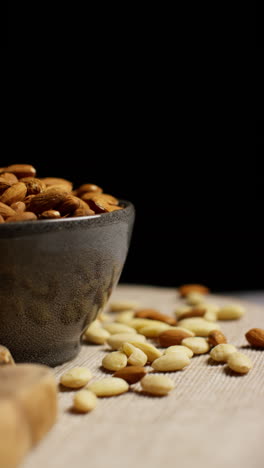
[0,201,135,366]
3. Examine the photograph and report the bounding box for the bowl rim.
[0,199,135,236]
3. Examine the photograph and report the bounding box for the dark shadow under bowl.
[0,201,135,366]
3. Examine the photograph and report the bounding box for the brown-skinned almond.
[245,328,264,348]
[135,309,177,326]
[6,212,37,222]
[58,195,81,215]
[77,184,103,196]
[26,188,68,214]
[208,330,227,346]
[20,177,46,195]
[4,164,36,178]
[158,329,192,347]
[178,284,210,297]
[0,183,27,206]
[113,366,147,384]
[0,202,16,218]
[10,201,26,214]
[178,307,206,319]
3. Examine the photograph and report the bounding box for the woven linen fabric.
[22,285,264,468]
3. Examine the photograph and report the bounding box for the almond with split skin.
[39,210,61,219]
[178,284,210,297]
[208,330,227,347]
[135,309,177,325]
[158,329,194,347]
[0,182,27,206]
[245,328,264,348]
[113,366,147,384]
[20,177,46,195]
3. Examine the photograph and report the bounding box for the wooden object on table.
[0,364,57,468]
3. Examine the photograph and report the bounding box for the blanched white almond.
[83,327,110,344]
[185,292,205,305]
[128,342,162,362]
[128,318,166,331]
[181,337,210,354]
[138,323,171,338]
[151,352,190,371]
[60,367,93,388]
[138,322,171,338]
[121,343,148,366]
[103,323,137,335]
[115,310,135,324]
[107,333,146,350]
[73,390,98,412]
[227,352,253,374]
[203,304,219,321]
[102,351,128,371]
[110,301,140,312]
[87,377,129,396]
[210,344,237,362]
[164,345,193,358]
[177,318,220,336]
[217,304,245,320]
[141,374,175,395]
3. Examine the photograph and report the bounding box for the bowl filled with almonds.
[0,164,135,366]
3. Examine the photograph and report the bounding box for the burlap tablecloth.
[22,285,264,468]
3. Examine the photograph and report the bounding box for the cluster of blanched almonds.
[59,284,263,414]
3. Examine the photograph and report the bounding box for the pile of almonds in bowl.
[55,284,264,413]
[0,163,122,223]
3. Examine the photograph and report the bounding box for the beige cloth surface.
[22,285,264,468]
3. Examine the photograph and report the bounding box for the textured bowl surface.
[0,201,135,366]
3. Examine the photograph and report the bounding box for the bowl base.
[10,341,81,367]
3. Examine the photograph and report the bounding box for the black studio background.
[1,134,262,293]
[2,4,262,292]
